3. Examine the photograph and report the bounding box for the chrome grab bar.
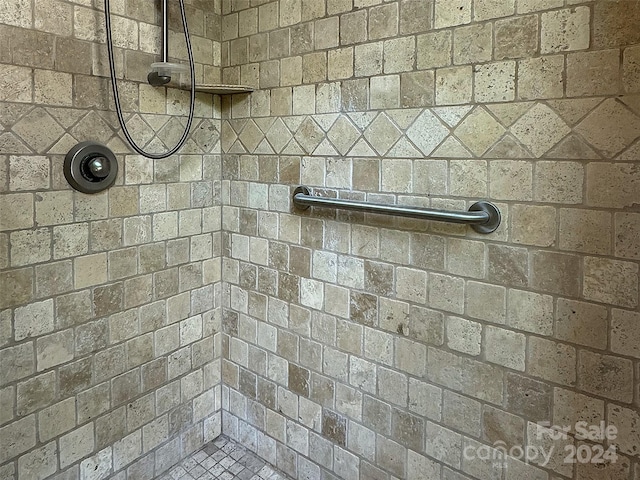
[292,186,501,234]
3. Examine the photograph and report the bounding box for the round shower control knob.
[65,142,118,194]
[87,157,110,179]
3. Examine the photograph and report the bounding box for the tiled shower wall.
[219,1,640,480]
[0,0,224,479]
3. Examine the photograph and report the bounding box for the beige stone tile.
[586,163,640,209]
[9,156,51,191]
[554,387,604,428]
[364,114,402,156]
[575,98,640,157]
[223,12,238,40]
[507,289,553,335]
[315,17,339,50]
[293,85,316,115]
[583,256,638,308]
[559,208,611,255]
[555,299,608,350]
[369,3,398,40]
[401,71,435,108]
[517,0,562,13]
[1,0,32,28]
[525,422,574,477]
[430,274,464,315]
[474,61,515,103]
[238,8,258,37]
[341,78,369,111]
[280,0,301,26]
[615,212,640,260]
[340,9,367,45]
[484,326,525,371]
[355,43,383,78]
[511,103,570,157]
[326,0,351,15]
[384,37,415,74]
[258,60,280,89]
[446,238,484,279]
[483,405,524,451]
[510,204,556,247]
[424,421,462,469]
[34,69,73,106]
[578,351,633,403]
[534,161,583,204]
[494,15,538,60]
[328,47,353,81]
[532,250,581,297]
[474,0,514,21]
[0,415,36,465]
[448,159,487,197]
[10,228,51,266]
[370,75,400,109]
[517,55,564,100]
[14,298,54,340]
[453,23,492,65]
[455,108,505,156]
[592,0,640,49]
[443,391,481,438]
[302,51,327,84]
[417,31,451,69]
[608,404,640,461]
[611,309,640,359]
[0,193,33,231]
[435,66,472,105]
[489,160,532,200]
[434,0,471,28]
[406,110,449,155]
[541,7,590,54]
[74,253,107,289]
[258,2,278,32]
[623,45,640,93]
[567,50,620,97]
[265,88,289,117]
[400,0,432,35]
[413,159,446,196]
[528,337,576,386]
[466,281,505,325]
[0,234,7,271]
[302,0,325,21]
[280,56,303,86]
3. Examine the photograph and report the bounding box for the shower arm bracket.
[148,0,173,87]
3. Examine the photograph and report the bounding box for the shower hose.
[104,0,196,159]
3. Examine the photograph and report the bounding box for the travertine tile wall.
[219,1,640,480]
[0,1,224,479]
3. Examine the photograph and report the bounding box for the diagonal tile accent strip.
[364,113,402,155]
[12,107,65,153]
[327,116,360,155]
[454,107,506,156]
[238,120,264,153]
[511,103,571,158]
[265,118,293,154]
[574,98,640,157]
[405,110,450,156]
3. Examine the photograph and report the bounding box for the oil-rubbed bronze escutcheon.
[64,142,118,194]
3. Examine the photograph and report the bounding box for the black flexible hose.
[104,0,196,159]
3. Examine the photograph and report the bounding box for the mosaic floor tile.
[156,436,291,480]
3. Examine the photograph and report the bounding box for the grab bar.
[292,186,501,234]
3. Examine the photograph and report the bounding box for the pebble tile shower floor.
[156,437,290,480]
